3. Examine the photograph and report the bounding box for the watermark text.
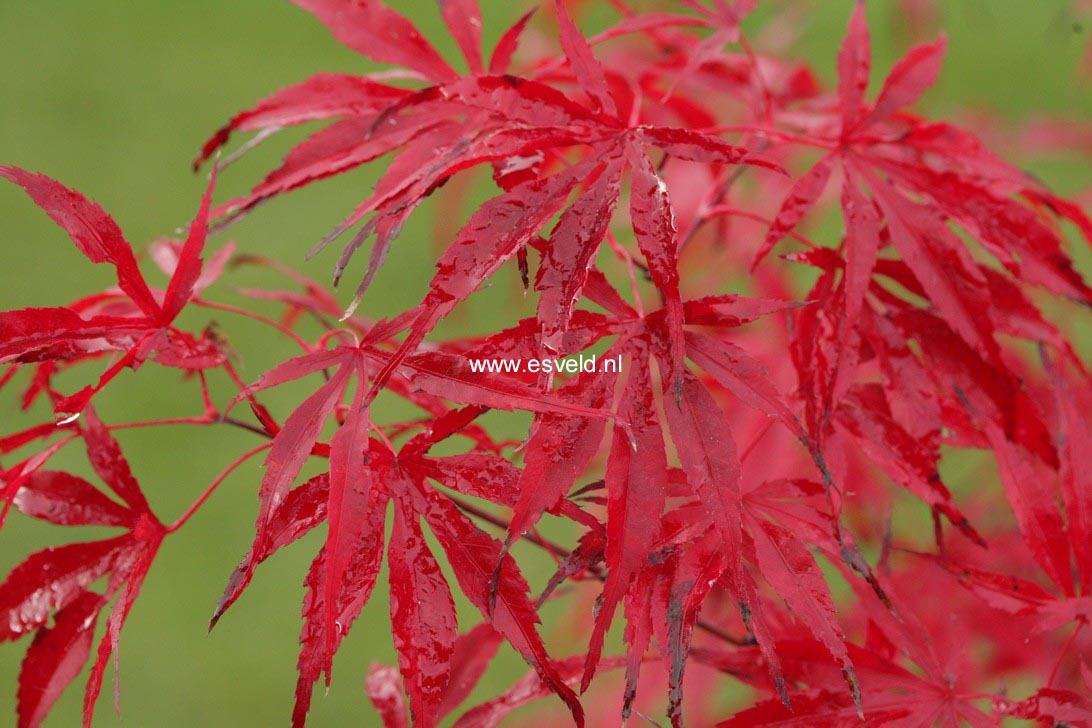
[467,354,622,375]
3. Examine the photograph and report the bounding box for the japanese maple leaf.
[779,204,1076,550]
[501,289,803,555]
[362,623,503,728]
[194,0,494,168]
[753,3,1090,451]
[994,686,1092,726]
[784,259,985,541]
[452,655,627,728]
[609,475,866,726]
[240,452,583,728]
[817,285,1087,597]
[922,365,1092,657]
[648,0,760,97]
[490,283,850,725]
[365,410,591,724]
[348,112,777,403]
[196,1,780,402]
[252,108,774,401]
[0,408,164,728]
[719,569,995,727]
[0,166,224,416]
[546,279,907,724]
[209,340,615,726]
[192,0,530,197]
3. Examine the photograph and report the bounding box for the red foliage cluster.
[2,1,1091,726]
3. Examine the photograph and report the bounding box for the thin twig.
[195,298,313,352]
[167,442,272,533]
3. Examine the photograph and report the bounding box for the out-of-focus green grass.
[0,2,1088,726]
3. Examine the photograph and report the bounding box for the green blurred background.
[0,1,1088,725]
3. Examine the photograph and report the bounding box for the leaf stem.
[704,205,821,251]
[110,415,216,431]
[166,442,272,533]
[703,125,836,149]
[1047,619,1086,687]
[194,298,313,352]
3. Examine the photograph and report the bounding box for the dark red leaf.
[435,624,503,722]
[834,385,982,544]
[982,420,1072,595]
[0,309,144,366]
[16,591,103,728]
[858,163,1000,364]
[0,167,160,318]
[254,360,352,543]
[663,369,742,572]
[366,347,617,422]
[82,539,161,728]
[429,161,594,304]
[293,495,387,728]
[553,0,618,117]
[13,470,133,528]
[291,0,457,83]
[747,520,860,711]
[506,369,616,547]
[753,155,833,269]
[660,535,728,728]
[584,345,667,689]
[0,537,130,642]
[160,166,216,322]
[322,361,373,665]
[536,150,625,348]
[82,408,150,515]
[836,2,871,135]
[453,656,623,728]
[196,74,408,168]
[685,331,804,439]
[437,0,483,75]
[422,487,584,726]
[1046,355,1092,592]
[489,10,535,74]
[365,663,409,728]
[640,127,784,172]
[627,143,685,391]
[997,687,1092,725]
[858,36,946,131]
[388,499,458,727]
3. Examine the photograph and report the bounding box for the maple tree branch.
[453,496,567,556]
[219,415,274,439]
[105,412,270,441]
[704,205,821,251]
[678,146,767,253]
